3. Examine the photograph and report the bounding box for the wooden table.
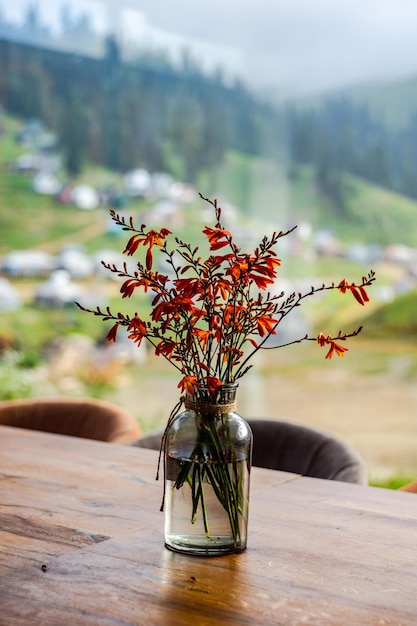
[2,425,417,625]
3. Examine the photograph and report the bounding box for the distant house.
[150,200,183,227]
[32,171,62,195]
[150,172,174,197]
[384,244,417,265]
[313,229,343,257]
[169,182,196,204]
[35,270,84,308]
[57,244,95,279]
[124,168,151,197]
[0,278,22,312]
[72,184,99,210]
[1,250,56,277]
[15,152,61,174]
[15,153,39,173]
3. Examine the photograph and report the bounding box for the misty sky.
[2,0,417,96]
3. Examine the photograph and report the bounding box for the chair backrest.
[249,419,367,484]
[0,397,142,443]
[399,480,417,493]
[130,418,367,484]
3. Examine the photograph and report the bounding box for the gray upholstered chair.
[0,397,142,443]
[130,418,367,485]
[248,419,367,484]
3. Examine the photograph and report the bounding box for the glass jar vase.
[164,384,252,556]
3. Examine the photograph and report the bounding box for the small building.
[1,250,56,277]
[32,171,62,195]
[72,184,99,210]
[124,168,151,197]
[57,245,95,279]
[35,270,84,308]
[0,278,22,312]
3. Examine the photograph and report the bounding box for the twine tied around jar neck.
[184,397,237,414]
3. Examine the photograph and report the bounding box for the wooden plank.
[2,425,417,625]
[2,425,296,493]
[2,518,416,626]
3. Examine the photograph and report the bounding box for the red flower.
[78,196,375,397]
[174,277,201,299]
[155,340,177,358]
[152,295,204,325]
[226,254,280,290]
[106,322,121,342]
[203,226,232,250]
[223,304,246,329]
[124,228,171,269]
[178,375,199,395]
[338,279,370,306]
[317,333,349,359]
[204,376,223,396]
[192,328,213,350]
[256,314,278,337]
[127,315,147,346]
[120,277,155,298]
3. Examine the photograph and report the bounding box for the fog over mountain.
[2,0,417,96]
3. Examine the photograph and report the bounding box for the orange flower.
[155,340,177,359]
[192,328,213,350]
[124,228,171,269]
[152,295,199,323]
[317,333,349,359]
[203,226,232,250]
[106,322,121,342]
[221,346,243,363]
[204,376,223,396]
[338,279,370,306]
[127,315,147,346]
[78,196,375,397]
[256,314,278,337]
[226,254,280,290]
[223,304,246,329]
[120,277,155,298]
[178,375,199,395]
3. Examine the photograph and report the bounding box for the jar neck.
[185,383,238,412]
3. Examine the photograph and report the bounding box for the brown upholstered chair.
[0,397,142,443]
[130,418,367,485]
[399,480,417,493]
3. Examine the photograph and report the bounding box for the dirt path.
[37,219,107,254]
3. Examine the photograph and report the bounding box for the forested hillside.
[0,37,280,183]
[286,97,417,209]
[2,36,417,226]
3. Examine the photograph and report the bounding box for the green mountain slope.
[338,74,417,129]
[201,155,417,247]
[363,289,417,338]
[297,72,417,130]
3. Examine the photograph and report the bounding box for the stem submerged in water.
[172,415,247,547]
[165,386,251,554]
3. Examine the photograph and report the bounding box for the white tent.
[35,270,84,307]
[1,250,56,276]
[124,168,151,197]
[0,278,22,312]
[32,171,61,195]
[72,184,99,210]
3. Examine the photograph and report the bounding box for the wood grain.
[1,425,417,625]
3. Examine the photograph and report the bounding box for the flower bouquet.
[78,193,374,554]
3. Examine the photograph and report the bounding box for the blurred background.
[1,0,416,485]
